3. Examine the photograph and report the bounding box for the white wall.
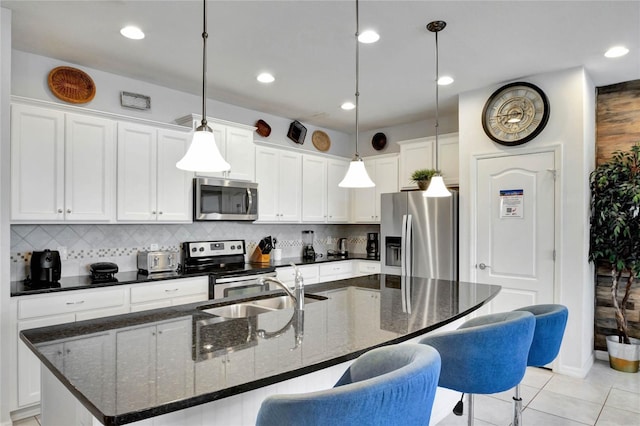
[1,9,12,425]
[11,50,354,158]
[458,67,595,377]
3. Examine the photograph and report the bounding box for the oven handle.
[215,271,276,284]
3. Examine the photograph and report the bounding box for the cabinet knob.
[66,209,71,214]
[58,209,63,213]
[152,211,156,215]
[158,211,163,215]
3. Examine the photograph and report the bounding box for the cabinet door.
[117,122,157,221]
[156,129,192,222]
[438,133,459,185]
[325,289,349,356]
[374,157,399,218]
[17,314,75,407]
[301,155,327,222]
[64,333,116,410]
[116,325,157,411]
[326,158,350,223]
[399,139,434,190]
[65,113,116,221]
[156,319,194,403]
[278,152,302,222]
[225,126,255,181]
[351,160,377,222]
[11,104,65,221]
[255,146,280,221]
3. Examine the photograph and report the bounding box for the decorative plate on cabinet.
[372,132,387,150]
[312,130,331,152]
[47,66,96,104]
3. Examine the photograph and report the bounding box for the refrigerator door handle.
[401,214,407,276]
[405,214,413,277]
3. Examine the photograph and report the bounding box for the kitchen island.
[21,274,500,426]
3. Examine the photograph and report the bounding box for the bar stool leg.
[513,384,523,426]
[467,393,474,426]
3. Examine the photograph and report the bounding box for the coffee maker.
[302,230,316,260]
[366,233,379,259]
[30,249,62,283]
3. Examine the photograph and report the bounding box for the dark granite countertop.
[21,274,499,426]
[11,255,379,297]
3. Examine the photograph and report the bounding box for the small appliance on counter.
[338,238,348,257]
[367,233,379,259]
[30,249,62,284]
[137,250,178,274]
[302,230,315,261]
[90,262,119,283]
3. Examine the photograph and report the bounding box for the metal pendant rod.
[427,20,446,168]
[355,0,360,157]
[201,0,208,128]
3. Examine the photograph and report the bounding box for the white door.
[225,126,255,181]
[255,146,280,221]
[475,151,556,313]
[277,151,302,222]
[351,159,377,222]
[302,155,327,222]
[327,158,350,222]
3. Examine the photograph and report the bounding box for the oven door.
[214,271,277,299]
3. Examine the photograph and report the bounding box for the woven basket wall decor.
[47,66,96,104]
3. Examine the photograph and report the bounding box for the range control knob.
[191,247,197,252]
[199,247,205,252]
[230,245,235,250]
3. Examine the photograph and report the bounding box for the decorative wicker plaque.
[47,66,96,104]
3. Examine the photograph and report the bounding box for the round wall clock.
[481,81,550,146]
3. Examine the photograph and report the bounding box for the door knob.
[477,263,491,270]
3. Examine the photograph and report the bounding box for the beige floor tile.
[522,366,554,389]
[488,384,540,407]
[436,411,497,426]
[596,405,640,426]
[604,388,640,414]
[12,417,39,426]
[473,394,514,426]
[521,407,591,426]
[544,374,611,404]
[528,389,603,425]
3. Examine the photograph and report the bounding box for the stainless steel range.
[181,239,276,299]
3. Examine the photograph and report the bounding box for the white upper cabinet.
[398,132,459,189]
[255,146,301,222]
[351,155,398,223]
[117,122,192,222]
[302,155,350,223]
[175,115,256,182]
[11,103,116,222]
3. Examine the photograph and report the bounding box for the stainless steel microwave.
[194,178,258,221]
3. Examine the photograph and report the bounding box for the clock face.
[482,82,550,146]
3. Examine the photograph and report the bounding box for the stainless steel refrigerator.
[380,191,458,280]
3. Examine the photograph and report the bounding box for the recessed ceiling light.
[120,26,145,40]
[341,102,356,110]
[257,73,275,83]
[604,46,629,58]
[438,76,454,85]
[358,30,380,44]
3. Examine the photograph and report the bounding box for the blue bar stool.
[512,304,568,426]
[420,311,535,426]
[256,343,441,426]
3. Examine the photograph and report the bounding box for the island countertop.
[21,274,500,425]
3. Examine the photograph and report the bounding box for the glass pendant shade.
[339,157,375,188]
[176,127,230,172]
[424,175,451,197]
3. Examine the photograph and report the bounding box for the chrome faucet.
[258,263,305,311]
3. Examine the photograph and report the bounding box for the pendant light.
[177,0,230,172]
[424,20,451,198]
[339,0,375,188]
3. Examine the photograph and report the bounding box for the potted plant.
[411,169,440,190]
[589,144,640,372]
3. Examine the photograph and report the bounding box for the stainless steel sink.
[199,294,326,319]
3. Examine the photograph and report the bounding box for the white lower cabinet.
[355,260,381,276]
[116,318,194,411]
[195,348,255,394]
[351,288,397,347]
[319,261,353,282]
[129,276,209,312]
[276,264,320,287]
[324,288,350,357]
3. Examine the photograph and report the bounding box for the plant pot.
[417,180,430,190]
[606,335,640,373]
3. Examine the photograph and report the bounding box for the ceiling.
[2,1,639,133]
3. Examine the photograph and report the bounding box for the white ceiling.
[2,1,639,133]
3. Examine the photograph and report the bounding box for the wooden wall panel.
[596,80,640,165]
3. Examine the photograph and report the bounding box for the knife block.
[251,246,270,263]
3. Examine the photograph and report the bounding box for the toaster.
[137,250,178,274]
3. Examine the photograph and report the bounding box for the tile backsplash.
[11,223,379,281]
